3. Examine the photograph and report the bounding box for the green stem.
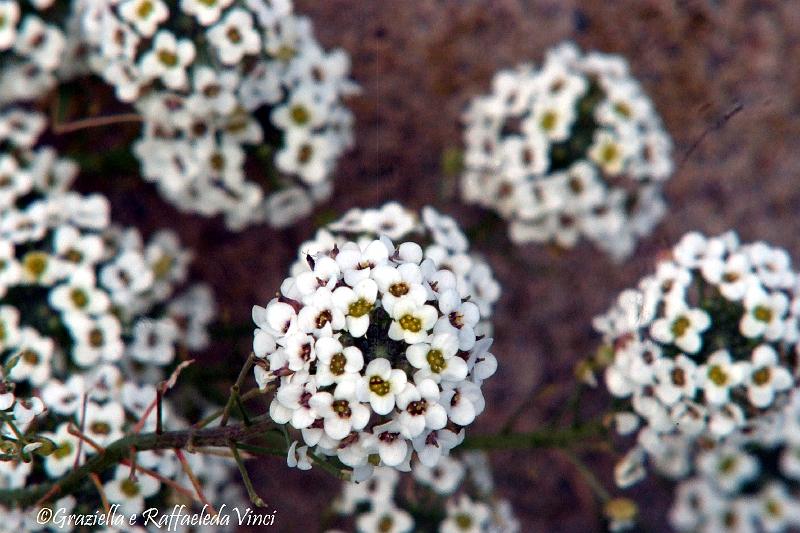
[562,450,611,502]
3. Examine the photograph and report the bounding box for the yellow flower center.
[708,365,728,386]
[23,252,48,279]
[53,441,73,459]
[329,353,346,375]
[752,366,771,386]
[70,288,89,309]
[90,421,111,435]
[136,0,154,18]
[290,105,310,125]
[670,316,690,338]
[389,282,409,297]
[157,50,178,67]
[399,314,421,333]
[753,305,773,323]
[121,478,140,498]
[348,298,372,318]
[455,513,473,529]
[426,349,446,373]
[368,376,390,396]
[540,111,557,131]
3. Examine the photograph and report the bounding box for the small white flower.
[119,0,169,37]
[275,130,333,185]
[357,358,407,416]
[140,30,196,90]
[104,465,160,515]
[49,269,110,316]
[331,279,377,337]
[207,8,261,65]
[440,381,484,426]
[297,287,345,336]
[697,350,748,406]
[314,337,363,387]
[653,355,698,406]
[435,289,480,351]
[65,313,124,366]
[395,378,447,438]
[406,333,467,383]
[371,421,408,467]
[0,1,20,50]
[128,317,180,366]
[180,0,234,26]
[412,454,464,496]
[744,345,792,408]
[649,303,711,354]
[697,446,759,494]
[355,505,413,533]
[7,328,53,386]
[310,379,370,440]
[83,401,125,449]
[388,296,438,345]
[440,494,491,533]
[740,286,788,340]
[42,423,80,478]
[588,130,628,175]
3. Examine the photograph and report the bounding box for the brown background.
[74,1,800,531]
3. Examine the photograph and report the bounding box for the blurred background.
[70,1,800,530]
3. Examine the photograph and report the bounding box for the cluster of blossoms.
[669,389,800,532]
[253,205,498,480]
[0,1,73,104]
[326,452,519,533]
[461,42,673,260]
[76,0,357,229]
[292,203,501,336]
[0,109,240,528]
[594,231,800,496]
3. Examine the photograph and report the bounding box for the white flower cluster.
[0,110,238,526]
[76,0,357,230]
[669,389,800,532]
[461,42,673,260]
[293,203,501,336]
[593,231,800,489]
[253,206,499,480]
[327,453,519,533]
[0,0,72,104]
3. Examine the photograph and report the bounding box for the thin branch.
[52,113,143,135]
[174,449,218,516]
[1,415,279,508]
[229,440,266,508]
[221,354,255,427]
[89,473,110,514]
[72,393,88,471]
[561,450,611,502]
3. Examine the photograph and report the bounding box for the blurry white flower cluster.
[669,389,800,532]
[326,452,519,533]
[253,204,498,480]
[594,231,800,493]
[462,42,673,260]
[76,0,357,229]
[0,109,238,527]
[0,1,73,104]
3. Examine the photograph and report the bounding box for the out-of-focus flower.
[77,0,357,230]
[461,42,673,260]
